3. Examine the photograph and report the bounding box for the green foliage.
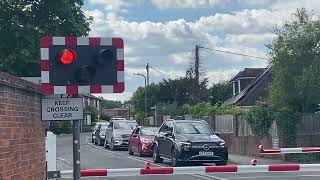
[99,113,111,121]
[210,81,233,105]
[82,125,93,133]
[100,99,122,109]
[49,121,72,134]
[268,9,320,113]
[267,9,318,140]
[155,102,183,116]
[245,104,274,139]
[274,107,300,145]
[0,0,91,76]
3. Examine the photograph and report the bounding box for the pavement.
[56,133,320,180]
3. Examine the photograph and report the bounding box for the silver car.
[104,120,138,150]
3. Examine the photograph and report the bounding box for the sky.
[83,0,320,101]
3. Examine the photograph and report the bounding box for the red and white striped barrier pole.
[259,145,320,154]
[60,164,320,178]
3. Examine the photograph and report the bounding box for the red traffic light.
[60,49,76,64]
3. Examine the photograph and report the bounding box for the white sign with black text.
[42,98,83,121]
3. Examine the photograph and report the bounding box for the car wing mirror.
[165,131,172,136]
[215,133,220,137]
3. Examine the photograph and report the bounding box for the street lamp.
[134,73,148,120]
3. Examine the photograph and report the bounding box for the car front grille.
[191,142,221,150]
[122,134,130,139]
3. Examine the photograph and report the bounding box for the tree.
[267,9,320,144]
[210,81,233,105]
[0,0,91,76]
[268,9,320,113]
[131,83,161,118]
[100,99,122,109]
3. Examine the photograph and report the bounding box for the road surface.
[56,133,320,180]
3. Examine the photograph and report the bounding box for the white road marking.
[300,175,320,177]
[195,174,229,180]
[57,157,72,167]
[84,136,228,180]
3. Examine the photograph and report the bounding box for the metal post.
[128,105,131,120]
[134,73,148,122]
[144,76,147,120]
[73,120,81,180]
[146,63,150,86]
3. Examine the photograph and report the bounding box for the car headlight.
[178,142,191,151]
[219,139,226,146]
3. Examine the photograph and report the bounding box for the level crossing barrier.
[259,145,320,154]
[59,163,320,178]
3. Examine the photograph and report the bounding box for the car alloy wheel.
[171,148,180,167]
[128,145,134,155]
[152,145,163,163]
[111,138,116,151]
[104,138,108,149]
[138,144,143,157]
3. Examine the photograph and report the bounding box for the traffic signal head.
[40,37,125,95]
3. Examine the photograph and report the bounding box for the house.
[82,94,102,125]
[102,108,130,120]
[224,68,272,107]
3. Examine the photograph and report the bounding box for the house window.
[234,81,239,95]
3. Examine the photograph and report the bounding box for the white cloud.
[89,0,143,11]
[191,9,289,34]
[225,33,276,45]
[206,69,240,83]
[151,0,228,9]
[97,92,133,102]
[170,52,192,65]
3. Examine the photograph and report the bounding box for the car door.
[157,122,168,156]
[106,122,113,144]
[163,121,174,157]
[129,128,139,152]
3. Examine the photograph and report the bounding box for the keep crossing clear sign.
[42,98,83,121]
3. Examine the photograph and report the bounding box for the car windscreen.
[141,127,159,136]
[114,121,137,130]
[101,125,108,131]
[175,122,214,135]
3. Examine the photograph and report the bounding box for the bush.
[49,121,72,134]
[82,125,93,133]
[274,107,300,146]
[245,104,274,139]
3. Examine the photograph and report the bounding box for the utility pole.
[134,73,148,121]
[195,45,200,86]
[146,63,150,86]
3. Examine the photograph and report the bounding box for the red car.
[128,126,159,156]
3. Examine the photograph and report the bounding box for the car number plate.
[199,151,214,156]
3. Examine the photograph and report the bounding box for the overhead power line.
[199,46,268,60]
[149,66,168,78]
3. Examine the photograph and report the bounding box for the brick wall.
[0,72,45,180]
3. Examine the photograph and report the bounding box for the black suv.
[153,120,228,166]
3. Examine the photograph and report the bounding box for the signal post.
[40,37,125,179]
